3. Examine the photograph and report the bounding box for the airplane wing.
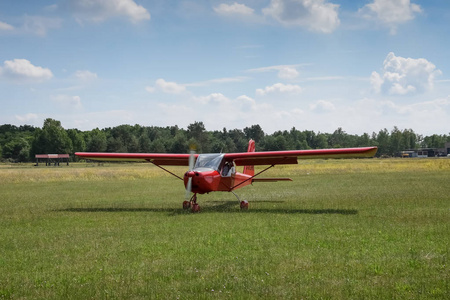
[224,147,377,166]
[75,152,196,166]
[76,146,377,166]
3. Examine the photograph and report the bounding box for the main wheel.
[182,201,191,209]
[191,203,200,213]
[240,200,249,210]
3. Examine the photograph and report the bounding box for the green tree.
[86,128,107,152]
[150,139,166,153]
[139,132,152,153]
[244,125,265,143]
[31,118,72,156]
[374,128,390,157]
[187,122,209,152]
[67,129,86,153]
[263,135,287,151]
[3,137,30,162]
[170,133,188,153]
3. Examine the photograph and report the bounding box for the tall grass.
[0,159,449,299]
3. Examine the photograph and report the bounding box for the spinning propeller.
[185,149,195,200]
[183,148,200,211]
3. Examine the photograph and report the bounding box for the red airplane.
[75,140,377,212]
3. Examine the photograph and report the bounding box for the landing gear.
[240,200,249,210]
[183,193,200,213]
[232,191,249,210]
[191,203,200,213]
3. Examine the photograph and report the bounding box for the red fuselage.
[183,169,252,194]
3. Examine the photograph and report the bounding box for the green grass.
[0,159,449,299]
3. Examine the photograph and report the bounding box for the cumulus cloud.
[256,83,302,95]
[310,100,336,112]
[359,0,421,34]
[0,59,53,82]
[69,0,150,24]
[193,93,229,105]
[277,67,299,79]
[146,79,186,94]
[74,70,98,81]
[214,2,255,16]
[0,21,14,31]
[262,0,340,33]
[371,52,441,95]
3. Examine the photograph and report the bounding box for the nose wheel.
[183,194,200,213]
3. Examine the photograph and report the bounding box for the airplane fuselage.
[183,168,252,194]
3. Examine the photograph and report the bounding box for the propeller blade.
[185,177,192,200]
[188,150,195,171]
[185,149,196,200]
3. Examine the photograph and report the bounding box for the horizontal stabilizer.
[252,178,293,183]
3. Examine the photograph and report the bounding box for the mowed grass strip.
[0,159,448,299]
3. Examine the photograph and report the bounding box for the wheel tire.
[191,203,200,213]
[240,200,249,210]
[183,201,190,209]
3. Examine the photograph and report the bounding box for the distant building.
[35,154,70,166]
[445,142,450,156]
[399,143,450,158]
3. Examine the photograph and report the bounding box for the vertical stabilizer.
[243,139,255,176]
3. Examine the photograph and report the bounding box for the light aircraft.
[75,140,377,212]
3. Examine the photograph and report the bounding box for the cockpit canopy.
[194,154,224,172]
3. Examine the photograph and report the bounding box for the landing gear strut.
[183,193,200,213]
[232,191,249,210]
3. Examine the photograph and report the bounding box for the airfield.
[0,158,448,299]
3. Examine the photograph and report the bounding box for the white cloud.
[359,0,422,34]
[214,2,255,16]
[147,79,186,94]
[262,0,340,33]
[277,67,299,79]
[15,113,39,123]
[51,95,83,110]
[0,59,53,82]
[0,21,14,31]
[193,93,229,105]
[310,100,336,112]
[247,64,305,80]
[69,0,150,24]
[74,70,98,81]
[256,83,303,95]
[247,64,306,73]
[371,52,441,96]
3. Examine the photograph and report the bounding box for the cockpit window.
[194,154,224,171]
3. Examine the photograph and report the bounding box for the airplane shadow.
[56,201,357,216]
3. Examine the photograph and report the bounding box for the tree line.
[0,118,449,162]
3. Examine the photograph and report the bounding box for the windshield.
[194,154,224,171]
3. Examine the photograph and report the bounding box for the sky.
[0,0,449,135]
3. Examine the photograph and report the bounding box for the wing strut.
[230,164,275,191]
[147,160,183,181]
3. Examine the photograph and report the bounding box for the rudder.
[243,139,255,176]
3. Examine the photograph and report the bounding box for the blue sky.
[1,0,449,135]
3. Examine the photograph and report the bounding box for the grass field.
[0,159,449,299]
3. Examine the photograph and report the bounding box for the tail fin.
[243,139,255,176]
